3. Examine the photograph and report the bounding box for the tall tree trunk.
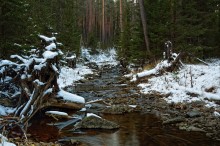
[119,0,123,33]
[102,0,105,43]
[170,0,176,47]
[139,0,150,53]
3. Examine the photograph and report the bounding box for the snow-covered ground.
[58,48,118,88]
[58,64,93,88]
[137,59,220,112]
[81,47,119,67]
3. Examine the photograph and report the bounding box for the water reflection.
[58,113,219,146]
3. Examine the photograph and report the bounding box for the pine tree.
[0,0,30,58]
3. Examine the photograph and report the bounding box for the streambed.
[28,64,219,146]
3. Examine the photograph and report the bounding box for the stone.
[186,110,201,118]
[75,115,119,129]
[102,105,136,114]
[186,126,206,132]
[163,116,185,125]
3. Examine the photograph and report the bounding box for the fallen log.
[137,53,183,79]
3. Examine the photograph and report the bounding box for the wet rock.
[186,126,206,132]
[163,116,185,125]
[186,110,201,118]
[206,133,214,138]
[75,115,119,129]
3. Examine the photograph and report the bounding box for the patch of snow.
[43,51,58,59]
[34,63,46,70]
[10,55,27,64]
[85,104,92,108]
[213,111,220,117]
[86,113,101,118]
[52,64,59,73]
[137,60,170,78]
[129,105,137,108]
[58,65,93,88]
[0,134,8,141]
[80,108,87,112]
[45,111,68,116]
[124,73,133,78]
[33,79,44,86]
[0,141,16,146]
[0,105,15,116]
[137,60,220,108]
[130,75,137,82]
[86,99,103,104]
[57,89,85,104]
[45,43,56,51]
[81,48,119,66]
[43,88,53,95]
[39,35,56,42]
[66,55,76,60]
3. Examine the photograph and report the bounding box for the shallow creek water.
[28,65,219,146]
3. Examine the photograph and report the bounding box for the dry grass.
[143,60,161,71]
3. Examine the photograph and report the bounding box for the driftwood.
[0,35,84,125]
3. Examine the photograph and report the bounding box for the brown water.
[28,112,220,146]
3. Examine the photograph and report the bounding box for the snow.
[87,113,101,118]
[0,60,17,66]
[0,134,8,141]
[81,48,119,66]
[43,88,53,95]
[45,111,68,116]
[57,89,85,104]
[34,63,46,70]
[43,51,58,59]
[58,64,93,88]
[39,35,56,42]
[0,141,16,146]
[137,60,220,110]
[0,105,15,116]
[45,42,56,51]
[129,105,137,108]
[137,60,170,78]
[10,55,27,63]
[80,108,87,112]
[213,111,220,117]
[66,54,76,60]
[33,79,44,86]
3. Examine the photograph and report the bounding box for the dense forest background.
[0,0,219,62]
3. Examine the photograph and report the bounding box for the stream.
[28,64,219,146]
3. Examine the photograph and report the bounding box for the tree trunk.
[119,0,123,33]
[170,0,176,46]
[102,0,105,43]
[138,0,150,53]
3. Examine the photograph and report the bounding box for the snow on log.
[56,90,85,104]
[45,110,68,116]
[137,53,181,78]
